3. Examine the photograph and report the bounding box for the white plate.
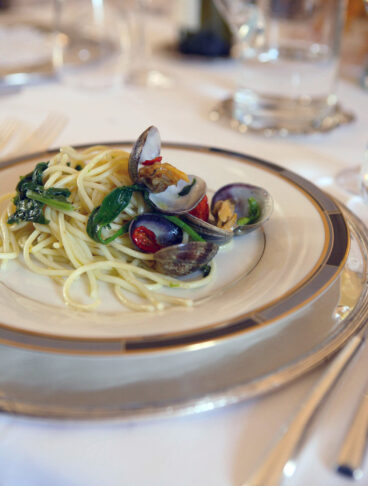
[0,144,364,420]
[0,143,349,353]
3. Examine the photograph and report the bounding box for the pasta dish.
[0,127,269,312]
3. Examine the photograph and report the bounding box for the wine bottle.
[0,0,11,9]
[176,0,232,57]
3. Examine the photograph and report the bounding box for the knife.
[242,329,367,486]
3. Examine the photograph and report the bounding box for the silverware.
[1,112,68,160]
[18,112,68,154]
[336,384,368,480]
[0,118,19,152]
[242,330,367,486]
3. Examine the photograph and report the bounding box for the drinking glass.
[360,147,368,202]
[53,0,129,90]
[0,0,58,86]
[124,0,172,88]
[362,0,368,89]
[335,0,367,198]
[336,148,368,200]
[214,0,347,134]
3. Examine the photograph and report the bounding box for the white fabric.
[0,25,368,486]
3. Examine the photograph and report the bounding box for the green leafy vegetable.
[30,162,49,186]
[8,162,49,224]
[7,161,74,225]
[7,198,48,225]
[141,187,155,209]
[237,197,261,226]
[86,183,206,246]
[42,187,72,199]
[87,184,144,244]
[26,188,74,211]
[16,162,48,197]
[178,178,196,197]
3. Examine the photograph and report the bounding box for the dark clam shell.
[154,242,218,276]
[129,213,183,253]
[128,126,161,183]
[183,214,233,245]
[211,183,273,234]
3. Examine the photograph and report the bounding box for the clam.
[211,183,273,235]
[129,213,183,253]
[183,214,233,245]
[154,241,218,276]
[148,176,207,214]
[183,183,272,243]
[129,214,218,276]
[128,125,161,182]
[128,126,207,215]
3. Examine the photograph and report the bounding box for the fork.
[0,119,21,152]
[0,112,68,161]
[13,112,68,156]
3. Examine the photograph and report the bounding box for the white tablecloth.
[0,22,368,486]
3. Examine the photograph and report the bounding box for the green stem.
[162,215,205,242]
[237,216,251,226]
[97,221,131,245]
[26,190,74,211]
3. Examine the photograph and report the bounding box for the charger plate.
[0,143,364,419]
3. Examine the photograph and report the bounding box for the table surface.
[0,12,368,486]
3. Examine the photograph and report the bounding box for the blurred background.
[0,0,366,89]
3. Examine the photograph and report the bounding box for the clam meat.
[211,183,273,235]
[128,126,208,214]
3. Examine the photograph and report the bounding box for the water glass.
[360,147,368,202]
[0,0,57,83]
[53,0,129,90]
[219,0,347,133]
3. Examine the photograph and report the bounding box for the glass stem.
[135,0,150,71]
[52,0,64,72]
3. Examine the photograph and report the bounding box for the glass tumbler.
[53,0,129,90]
[229,0,347,133]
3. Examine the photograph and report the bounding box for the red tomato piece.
[189,195,209,222]
[141,156,163,166]
[132,226,162,253]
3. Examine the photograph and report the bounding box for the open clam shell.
[154,241,218,276]
[148,175,207,214]
[183,214,233,245]
[128,125,161,183]
[211,183,273,235]
[128,126,207,214]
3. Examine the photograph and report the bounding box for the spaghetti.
[0,146,215,311]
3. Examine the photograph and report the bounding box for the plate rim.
[0,202,363,421]
[0,142,350,354]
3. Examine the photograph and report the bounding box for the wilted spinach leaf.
[7,162,73,225]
